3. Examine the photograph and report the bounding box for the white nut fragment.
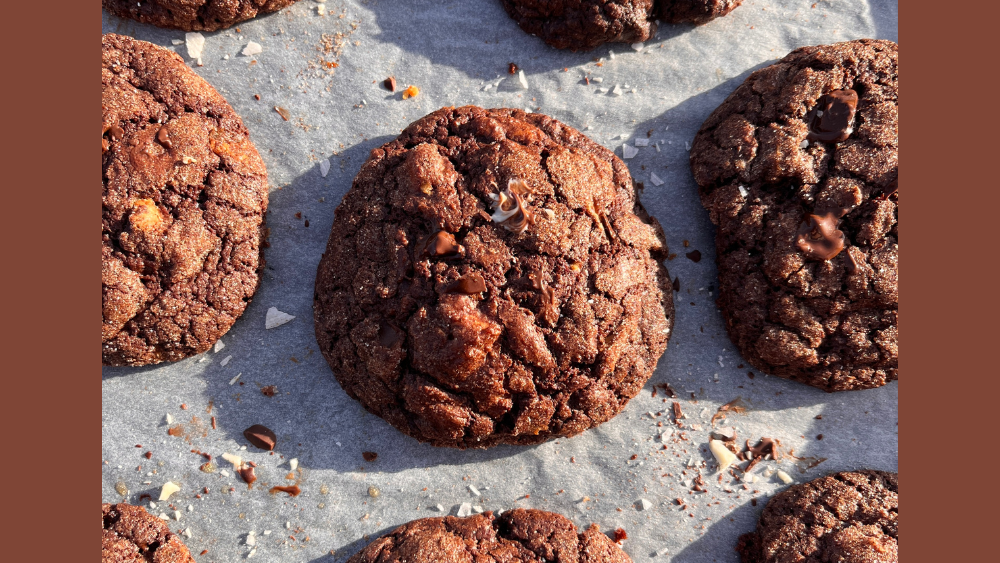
[182,528,192,538]
[637,498,652,511]
[738,185,749,198]
[435,504,445,512]
[220,355,232,367]
[214,341,225,353]
[242,41,262,57]
[517,70,529,89]
[173,511,182,521]
[631,42,644,51]
[289,458,299,471]
[456,502,473,517]
[473,505,484,513]
[776,470,794,484]
[709,439,738,472]
[159,481,181,501]
[265,307,296,329]
[468,485,481,496]
[621,144,639,159]
[319,158,330,178]
[221,452,243,468]
[185,32,205,60]
[634,138,649,147]
[246,531,257,546]
[165,413,175,424]
[611,84,623,96]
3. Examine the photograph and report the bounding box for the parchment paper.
[102,2,898,561]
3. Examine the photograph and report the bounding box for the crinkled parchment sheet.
[102,1,898,561]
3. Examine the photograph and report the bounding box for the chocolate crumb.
[383,76,397,92]
[261,385,278,397]
[144,451,152,459]
[237,464,257,487]
[508,62,519,75]
[362,451,378,462]
[613,528,627,543]
[685,250,702,262]
[269,485,301,497]
[672,277,680,292]
[816,434,824,440]
[711,397,748,426]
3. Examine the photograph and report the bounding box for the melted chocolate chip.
[796,213,846,261]
[156,126,173,149]
[378,322,403,347]
[419,231,460,258]
[102,138,110,152]
[109,124,124,140]
[445,273,487,295]
[807,89,858,143]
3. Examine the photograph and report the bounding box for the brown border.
[903,1,997,561]
[2,1,93,559]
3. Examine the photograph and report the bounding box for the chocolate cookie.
[103,34,268,366]
[103,0,298,31]
[499,0,743,50]
[738,470,898,563]
[689,39,898,391]
[659,0,743,25]
[348,509,632,563]
[314,106,673,448]
[103,503,196,563]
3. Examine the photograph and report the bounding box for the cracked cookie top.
[102,0,298,31]
[499,0,743,51]
[102,34,268,366]
[314,106,673,448]
[689,39,898,391]
[738,470,898,563]
[348,509,632,563]
[102,503,196,563]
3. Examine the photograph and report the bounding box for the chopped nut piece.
[709,439,738,472]
[776,470,794,484]
[158,481,181,501]
[274,106,290,121]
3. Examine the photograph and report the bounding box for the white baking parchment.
[102,1,898,561]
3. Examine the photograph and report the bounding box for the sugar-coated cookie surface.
[690,39,898,391]
[103,0,298,31]
[103,503,197,563]
[102,34,268,366]
[348,509,633,563]
[738,470,898,563]
[314,106,673,448]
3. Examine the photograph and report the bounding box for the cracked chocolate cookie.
[103,0,298,31]
[103,503,196,563]
[738,470,898,563]
[103,34,268,366]
[314,105,673,448]
[689,39,898,391]
[348,509,632,563]
[499,0,743,50]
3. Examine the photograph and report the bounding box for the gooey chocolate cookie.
[314,106,673,448]
[103,34,268,366]
[689,39,898,391]
[738,470,898,563]
[103,503,196,563]
[348,509,632,563]
[103,0,298,31]
[499,0,743,50]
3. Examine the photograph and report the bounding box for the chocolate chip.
[383,76,396,92]
[237,464,257,486]
[796,213,845,261]
[109,124,124,140]
[685,250,702,262]
[378,322,402,347]
[672,277,680,292]
[156,126,173,149]
[362,451,378,462]
[807,89,858,143]
[243,424,277,450]
[261,385,277,397]
[445,273,487,295]
[419,231,460,258]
